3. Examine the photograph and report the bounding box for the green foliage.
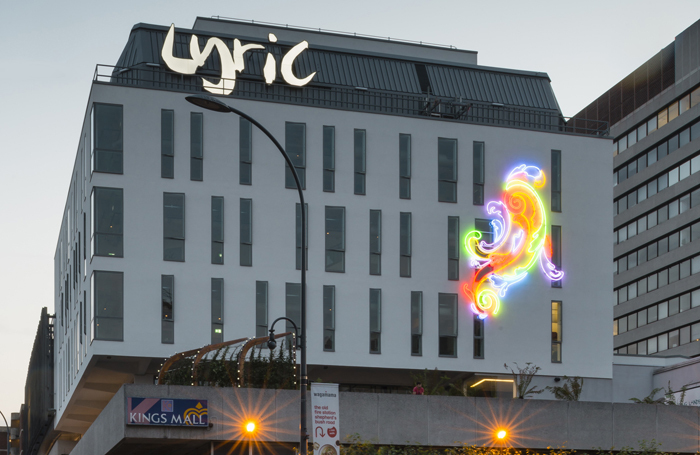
[504,362,542,399]
[629,382,700,406]
[162,340,297,389]
[545,376,583,401]
[342,436,673,455]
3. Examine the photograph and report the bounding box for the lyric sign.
[126,397,208,427]
[161,24,316,95]
[311,383,339,455]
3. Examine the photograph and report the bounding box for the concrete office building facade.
[53,17,611,442]
[573,19,700,359]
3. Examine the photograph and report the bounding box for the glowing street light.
[245,421,257,455]
[496,429,507,440]
[246,421,256,433]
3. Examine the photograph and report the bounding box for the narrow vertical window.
[256,281,268,337]
[551,225,562,288]
[473,315,484,359]
[438,138,458,202]
[161,275,174,344]
[286,283,302,346]
[325,206,345,272]
[91,271,123,341]
[323,285,335,351]
[91,103,123,174]
[211,278,224,344]
[163,193,185,261]
[161,110,174,179]
[190,113,203,181]
[439,293,458,357]
[211,197,224,264]
[323,126,335,192]
[552,301,562,362]
[369,210,382,275]
[552,150,562,212]
[285,123,306,189]
[91,187,123,258]
[399,134,411,199]
[411,291,422,356]
[448,216,460,280]
[296,203,308,270]
[369,289,381,353]
[240,199,252,266]
[239,118,252,185]
[473,142,484,205]
[400,212,412,277]
[354,129,366,195]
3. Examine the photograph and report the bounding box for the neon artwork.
[463,164,564,319]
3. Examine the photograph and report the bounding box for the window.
[370,289,381,354]
[325,206,345,272]
[91,103,123,174]
[161,275,174,344]
[552,150,561,212]
[448,217,459,280]
[296,203,308,270]
[354,129,366,195]
[285,123,306,189]
[256,281,268,337]
[438,138,458,202]
[552,301,562,362]
[240,199,252,266]
[190,113,203,181]
[91,271,123,341]
[473,142,484,205]
[211,197,224,265]
[473,315,484,359]
[370,210,381,275]
[163,193,185,261]
[240,118,252,185]
[286,283,302,347]
[551,226,562,288]
[91,187,123,258]
[323,286,335,351]
[475,219,494,244]
[439,294,458,357]
[400,212,412,277]
[161,110,174,179]
[211,278,224,344]
[400,134,411,199]
[323,126,335,192]
[411,291,422,356]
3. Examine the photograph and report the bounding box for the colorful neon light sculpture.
[464,165,563,319]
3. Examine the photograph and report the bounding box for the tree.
[545,376,583,401]
[504,362,543,399]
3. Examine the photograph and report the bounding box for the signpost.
[311,384,339,455]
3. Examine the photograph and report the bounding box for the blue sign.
[127,397,208,427]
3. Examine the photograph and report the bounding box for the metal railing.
[94,65,608,136]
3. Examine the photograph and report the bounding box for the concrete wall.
[67,385,700,455]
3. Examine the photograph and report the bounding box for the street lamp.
[185,94,309,455]
[245,421,256,455]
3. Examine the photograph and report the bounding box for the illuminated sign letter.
[161,25,316,94]
[463,165,564,319]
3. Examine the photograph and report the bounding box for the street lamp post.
[0,410,9,455]
[185,94,309,455]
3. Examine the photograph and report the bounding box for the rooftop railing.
[95,65,608,137]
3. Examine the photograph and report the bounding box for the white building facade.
[53,17,612,437]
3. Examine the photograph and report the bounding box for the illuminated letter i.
[263,33,278,85]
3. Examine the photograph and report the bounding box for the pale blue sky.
[1,0,699,418]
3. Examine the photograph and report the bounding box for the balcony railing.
[95,65,608,136]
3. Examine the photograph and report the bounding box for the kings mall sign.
[127,397,209,427]
[161,24,316,95]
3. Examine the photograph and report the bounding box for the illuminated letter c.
[281,41,316,86]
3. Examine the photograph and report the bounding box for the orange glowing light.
[246,421,256,433]
[497,429,507,440]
